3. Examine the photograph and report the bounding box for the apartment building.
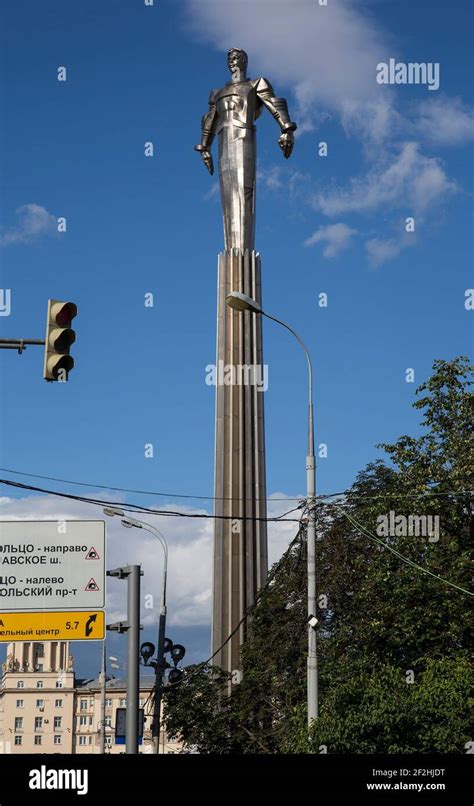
[75,676,180,754]
[0,641,181,754]
[0,640,75,753]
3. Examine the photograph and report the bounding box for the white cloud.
[0,204,58,246]
[365,237,402,267]
[258,165,284,192]
[312,142,457,217]
[0,492,299,628]
[304,222,357,257]
[186,0,394,140]
[204,182,220,202]
[413,96,474,146]
[186,0,469,266]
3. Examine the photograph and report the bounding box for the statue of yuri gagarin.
[195,48,297,252]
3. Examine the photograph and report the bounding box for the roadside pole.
[107,565,143,755]
[99,641,106,754]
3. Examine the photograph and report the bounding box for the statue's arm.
[256,78,297,159]
[195,90,218,175]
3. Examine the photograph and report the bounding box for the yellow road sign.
[0,610,105,642]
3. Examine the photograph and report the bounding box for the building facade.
[0,640,75,753]
[0,641,179,754]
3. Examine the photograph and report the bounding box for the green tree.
[163,358,473,753]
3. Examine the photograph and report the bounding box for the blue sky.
[0,0,472,677]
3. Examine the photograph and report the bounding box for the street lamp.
[226,290,318,731]
[103,507,168,753]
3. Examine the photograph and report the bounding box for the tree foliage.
[163,358,473,753]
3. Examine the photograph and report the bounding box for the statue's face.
[228,50,247,77]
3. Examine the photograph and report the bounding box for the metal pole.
[99,641,106,754]
[262,311,318,730]
[153,606,167,753]
[126,565,141,755]
[103,515,169,754]
[129,522,168,755]
[0,339,45,346]
[306,403,319,728]
[152,535,167,754]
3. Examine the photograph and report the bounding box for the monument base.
[212,249,268,678]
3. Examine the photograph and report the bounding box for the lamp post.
[103,507,168,754]
[226,290,318,731]
[99,640,107,754]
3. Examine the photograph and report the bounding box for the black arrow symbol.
[85,614,98,637]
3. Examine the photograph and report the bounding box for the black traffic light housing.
[43,299,77,381]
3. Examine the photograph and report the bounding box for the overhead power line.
[0,467,471,506]
[0,467,301,503]
[0,479,302,524]
[166,519,307,689]
[336,506,473,597]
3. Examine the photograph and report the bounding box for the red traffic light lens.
[55,302,78,327]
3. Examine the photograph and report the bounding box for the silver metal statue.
[195,48,297,251]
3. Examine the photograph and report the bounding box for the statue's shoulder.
[209,88,219,103]
[253,77,275,94]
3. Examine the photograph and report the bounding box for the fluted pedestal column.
[212,248,268,676]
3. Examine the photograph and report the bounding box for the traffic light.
[43,299,77,381]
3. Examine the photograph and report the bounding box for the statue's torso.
[213,80,262,133]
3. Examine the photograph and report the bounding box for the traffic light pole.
[0,338,45,353]
[107,565,143,755]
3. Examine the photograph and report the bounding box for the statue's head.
[228,48,248,78]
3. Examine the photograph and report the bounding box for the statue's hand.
[201,149,214,176]
[278,131,294,159]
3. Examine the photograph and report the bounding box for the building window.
[36,663,44,672]
[36,681,44,689]
[56,681,63,689]
[105,736,112,748]
[105,698,112,707]
[55,699,63,708]
[54,735,62,745]
[34,717,43,731]
[34,735,42,746]
[78,736,90,746]
[14,736,22,746]
[17,680,24,689]
[139,699,144,707]
[14,717,23,731]
[36,699,45,709]
[80,699,88,711]
[54,717,62,730]
[120,699,127,707]
[16,700,24,708]
[79,716,88,726]
[105,716,112,727]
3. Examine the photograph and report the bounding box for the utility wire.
[1,467,471,505]
[166,520,307,689]
[0,479,469,593]
[0,467,301,503]
[335,505,473,597]
[167,501,472,696]
[0,479,302,524]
